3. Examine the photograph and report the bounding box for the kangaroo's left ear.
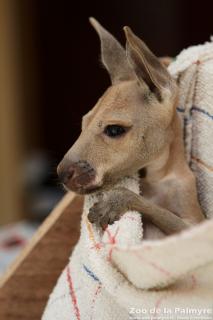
[90,18,134,84]
[124,26,174,101]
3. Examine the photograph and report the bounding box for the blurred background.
[0,0,212,271]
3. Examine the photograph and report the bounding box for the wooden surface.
[0,192,83,320]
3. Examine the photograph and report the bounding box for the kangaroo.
[57,18,205,238]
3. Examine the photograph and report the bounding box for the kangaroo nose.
[57,160,96,193]
[58,166,75,185]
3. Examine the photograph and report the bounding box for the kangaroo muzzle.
[57,160,96,194]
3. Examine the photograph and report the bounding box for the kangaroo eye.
[104,125,126,138]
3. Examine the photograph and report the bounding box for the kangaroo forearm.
[130,194,190,235]
[88,187,190,235]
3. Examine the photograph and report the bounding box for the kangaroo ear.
[124,26,173,101]
[89,18,134,84]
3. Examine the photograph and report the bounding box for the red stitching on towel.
[91,242,103,250]
[108,247,114,262]
[152,274,197,316]
[190,274,197,290]
[90,283,102,320]
[153,295,166,319]
[153,273,197,313]
[134,252,171,277]
[105,227,119,245]
[105,227,120,262]
[155,296,164,309]
[66,265,81,320]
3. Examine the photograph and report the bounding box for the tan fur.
[58,18,205,238]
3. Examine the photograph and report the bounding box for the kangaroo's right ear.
[89,17,134,84]
[124,26,174,101]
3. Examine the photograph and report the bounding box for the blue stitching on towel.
[83,264,101,283]
[191,106,213,120]
[177,106,213,120]
[176,105,213,168]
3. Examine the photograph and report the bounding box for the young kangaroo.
[57,18,205,238]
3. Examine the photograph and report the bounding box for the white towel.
[42,39,213,320]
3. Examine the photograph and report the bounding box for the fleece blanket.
[42,40,213,320]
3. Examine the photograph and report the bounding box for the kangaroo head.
[57,18,178,194]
